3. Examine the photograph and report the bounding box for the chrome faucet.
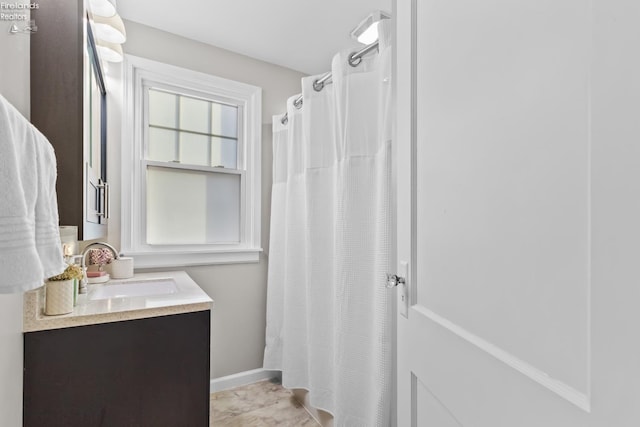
[78,242,120,294]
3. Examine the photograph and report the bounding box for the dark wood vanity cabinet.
[31,0,108,240]
[23,311,211,427]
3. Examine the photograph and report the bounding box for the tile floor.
[210,379,321,426]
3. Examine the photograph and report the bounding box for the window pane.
[146,167,241,244]
[179,96,209,133]
[211,137,237,169]
[148,89,176,128]
[148,127,176,162]
[205,172,241,243]
[180,132,209,166]
[147,167,207,244]
[211,103,238,138]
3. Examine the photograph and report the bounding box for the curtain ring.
[348,52,362,67]
[313,79,324,92]
[280,114,288,125]
[293,97,303,109]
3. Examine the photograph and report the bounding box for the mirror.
[84,18,109,236]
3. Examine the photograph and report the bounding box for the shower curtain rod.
[280,40,379,125]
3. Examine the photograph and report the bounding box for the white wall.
[0,6,30,427]
[110,20,305,378]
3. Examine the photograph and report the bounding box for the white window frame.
[122,55,262,268]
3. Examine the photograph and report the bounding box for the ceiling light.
[96,40,123,62]
[88,0,116,18]
[350,10,391,45]
[93,13,126,44]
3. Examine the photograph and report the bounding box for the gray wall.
[112,20,305,378]
[122,20,305,124]
[0,6,30,427]
[0,14,30,118]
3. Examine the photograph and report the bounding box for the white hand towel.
[0,94,65,293]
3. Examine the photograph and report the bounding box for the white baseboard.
[210,368,281,393]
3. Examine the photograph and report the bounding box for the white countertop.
[24,271,213,332]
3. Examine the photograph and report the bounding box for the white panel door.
[395,0,640,425]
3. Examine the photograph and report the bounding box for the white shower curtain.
[264,21,393,427]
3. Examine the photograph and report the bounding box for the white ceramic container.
[44,279,75,315]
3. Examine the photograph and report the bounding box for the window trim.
[122,55,262,268]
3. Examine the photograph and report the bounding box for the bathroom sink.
[89,278,178,301]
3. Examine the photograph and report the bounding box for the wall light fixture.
[350,10,391,45]
[88,0,116,18]
[96,40,123,63]
[93,13,126,44]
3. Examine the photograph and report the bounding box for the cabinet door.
[24,311,211,427]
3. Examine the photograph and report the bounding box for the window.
[122,55,262,267]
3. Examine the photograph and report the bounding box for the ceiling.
[116,0,392,76]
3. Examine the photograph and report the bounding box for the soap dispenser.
[70,255,84,305]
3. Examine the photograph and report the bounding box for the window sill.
[123,248,263,269]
